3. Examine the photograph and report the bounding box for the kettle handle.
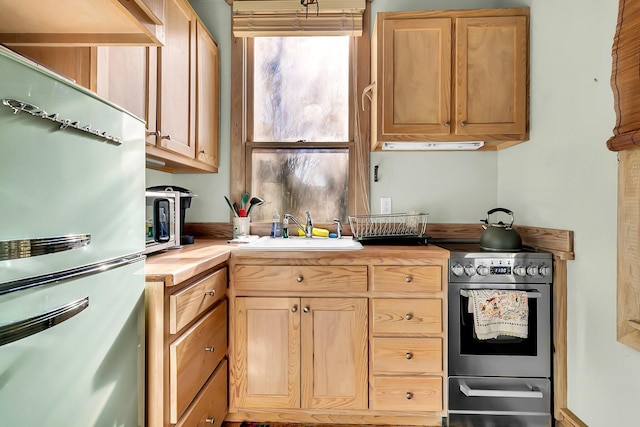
[484,208,515,227]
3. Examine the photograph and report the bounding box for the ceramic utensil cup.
[233,216,251,238]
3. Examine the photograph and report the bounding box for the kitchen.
[0,0,637,427]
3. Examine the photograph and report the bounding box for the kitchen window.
[230,21,371,225]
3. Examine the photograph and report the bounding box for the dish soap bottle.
[282,215,289,238]
[270,209,281,238]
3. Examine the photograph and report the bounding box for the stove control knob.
[451,263,464,277]
[464,265,476,276]
[526,265,539,276]
[476,265,490,276]
[514,266,527,276]
[538,266,552,277]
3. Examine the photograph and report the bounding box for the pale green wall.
[148,1,640,424]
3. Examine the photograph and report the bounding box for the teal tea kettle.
[479,208,522,251]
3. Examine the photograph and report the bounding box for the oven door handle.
[460,383,543,399]
[460,289,542,299]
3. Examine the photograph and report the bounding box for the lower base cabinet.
[146,265,228,427]
[229,258,447,425]
[233,296,368,410]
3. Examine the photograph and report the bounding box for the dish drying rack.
[348,213,429,240]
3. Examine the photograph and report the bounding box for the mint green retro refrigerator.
[0,45,146,427]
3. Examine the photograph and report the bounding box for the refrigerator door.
[0,47,145,285]
[0,260,145,427]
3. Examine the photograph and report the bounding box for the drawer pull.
[205,417,215,424]
[296,276,304,283]
[205,346,215,352]
[406,392,413,400]
[405,276,413,283]
[405,313,413,320]
[405,352,413,360]
[292,305,298,312]
[205,290,216,296]
[303,306,310,313]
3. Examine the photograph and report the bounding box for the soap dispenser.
[270,209,281,238]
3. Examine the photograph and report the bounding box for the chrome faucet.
[284,212,313,238]
[305,211,313,238]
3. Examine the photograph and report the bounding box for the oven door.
[448,283,551,378]
[448,376,552,427]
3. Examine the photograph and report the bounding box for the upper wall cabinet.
[97,0,220,173]
[0,0,165,46]
[369,8,529,151]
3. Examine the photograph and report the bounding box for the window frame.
[229,7,371,225]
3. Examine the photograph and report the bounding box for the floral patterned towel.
[467,289,529,340]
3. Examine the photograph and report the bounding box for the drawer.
[176,359,228,427]
[233,265,367,292]
[372,337,442,374]
[170,300,228,423]
[170,268,227,334]
[373,376,442,412]
[373,266,442,293]
[373,299,442,336]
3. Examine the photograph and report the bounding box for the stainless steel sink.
[238,236,363,251]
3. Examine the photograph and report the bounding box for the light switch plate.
[380,197,392,215]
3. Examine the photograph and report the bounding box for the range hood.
[381,142,485,151]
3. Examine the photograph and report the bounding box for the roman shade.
[232,0,365,37]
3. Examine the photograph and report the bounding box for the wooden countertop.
[145,239,450,286]
[144,239,235,286]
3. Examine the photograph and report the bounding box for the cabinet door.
[377,18,452,140]
[195,20,219,169]
[95,46,158,145]
[233,297,301,409]
[157,0,196,158]
[455,16,528,135]
[300,298,368,409]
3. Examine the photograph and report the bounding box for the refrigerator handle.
[0,296,89,347]
[460,383,543,399]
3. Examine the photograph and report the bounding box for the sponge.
[297,227,330,237]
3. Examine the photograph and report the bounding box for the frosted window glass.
[253,37,349,142]
[251,149,349,223]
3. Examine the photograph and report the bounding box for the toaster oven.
[145,190,181,255]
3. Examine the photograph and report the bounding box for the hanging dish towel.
[467,289,529,340]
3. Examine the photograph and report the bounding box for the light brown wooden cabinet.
[233,295,368,410]
[0,0,165,46]
[370,266,445,414]
[370,8,529,151]
[146,265,228,427]
[229,255,448,425]
[12,0,219,174]
[127,0,220,173]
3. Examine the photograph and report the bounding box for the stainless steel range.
[439,242,553,427]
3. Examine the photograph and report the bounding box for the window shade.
[232,0,365,37]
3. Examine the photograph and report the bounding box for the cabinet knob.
[296,276,304,283]
[405,352,413,360]
[406,392,413,400]
[405,313,413,320]
[405,276,413,283]
[146,130,159,137]
[444,121,450,127]
[460,121,467,127]
[160,133,172,140]
[205,417,215,424]
[205,290,216,296]
[205,346,215,352]
[303,306,310,313]
[292,305,298,313]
